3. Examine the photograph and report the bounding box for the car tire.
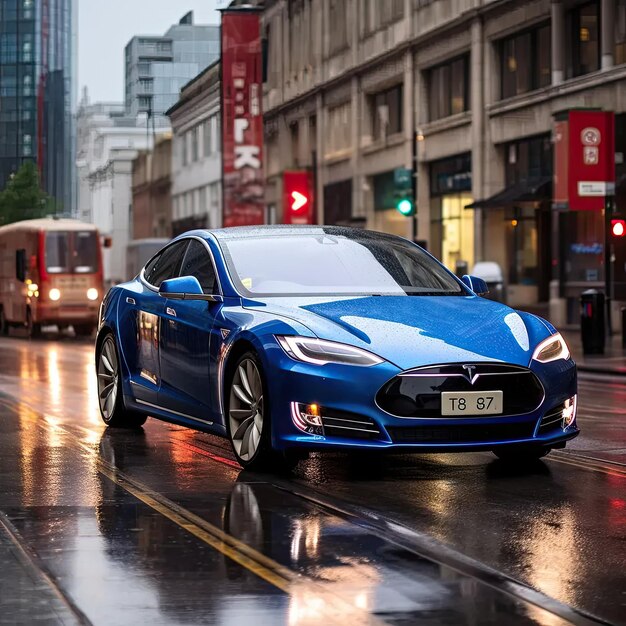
[493,447,551,462]
[226,351,292,472]
[0,307,8,336]
[97,333,147,429]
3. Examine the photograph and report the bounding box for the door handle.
[126,297,136,305]
[166,307,177,317]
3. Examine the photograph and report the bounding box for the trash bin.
[580,289,605,355]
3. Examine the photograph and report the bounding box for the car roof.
[204,225,401,242]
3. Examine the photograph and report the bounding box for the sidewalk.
[562,329,626,376]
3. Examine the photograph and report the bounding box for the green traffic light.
[396,198,413,216]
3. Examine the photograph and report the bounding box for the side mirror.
[462,275,489,296]
[15,249,27,282]
[158,276,223,303]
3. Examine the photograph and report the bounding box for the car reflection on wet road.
[0,336,623,625]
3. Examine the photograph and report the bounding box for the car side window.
[178,239,218,294]
[144,241,189,288]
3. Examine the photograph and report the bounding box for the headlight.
[276,336,384,367]
[532,333,570,363]
[87,288,99,301]
[49,288,61,301]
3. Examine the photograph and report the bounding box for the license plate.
[441,391,503,416]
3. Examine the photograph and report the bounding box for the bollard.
[580,290,605,355]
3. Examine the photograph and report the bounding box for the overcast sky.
[78,0,225,104]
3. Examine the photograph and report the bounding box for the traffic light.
[396,196,415,216]
[283,171,314,225]
[393,167,416,217]
[611,219,626,237]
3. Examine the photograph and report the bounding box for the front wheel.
[226,352,291,471]
[97,334,147,428]
[493,447,551,462]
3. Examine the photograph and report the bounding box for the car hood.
[242,295,552,370]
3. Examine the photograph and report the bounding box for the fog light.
[49,288,61,301]
[562,395,577,428]
[291,402,324,435]
[87,288,99,301]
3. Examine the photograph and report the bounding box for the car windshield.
[46,231,99,274]
[221,230,465,297]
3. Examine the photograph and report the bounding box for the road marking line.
[0,398,387,626]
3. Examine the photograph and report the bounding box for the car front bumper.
[262,346,579,452]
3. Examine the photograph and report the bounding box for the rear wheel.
[97,334,147,428]
[493,447,551,462]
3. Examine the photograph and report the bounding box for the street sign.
[394,167,412,189]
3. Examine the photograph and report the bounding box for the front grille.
[321,409,381,440]
[376,364,544,419]
[537,404,564,436]
[387,421,536,444]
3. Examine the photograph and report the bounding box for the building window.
[181,134,188,167]
[326,102,351,154]
[138,78,153,93]
[567,1,599,78]
[290,121,299,166]
[362,0,404,35]
[500,24,551,99]
[138,62,151,76]
[505,134,552,185]
[616,0,626,64]
[203,119,212,157]
[371,84,403,140]
[428,55,469,121]
[329,0,348,55]
[191,127,199,162]
[22,0,34,19]
[137,96,151,111]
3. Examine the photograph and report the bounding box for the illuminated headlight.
[49,288,61,302]
[562,395,577,428]
[532,333,570,363]
[87,288,99,301]
[277,336,384,367]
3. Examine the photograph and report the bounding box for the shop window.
[326,102,351,155]
[500,24,551,99]
[371,84,403,140]
[428,55,469,121]
[567,1,599,78]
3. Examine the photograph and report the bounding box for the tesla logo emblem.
[462,365,478,384]
[291,191,308,212]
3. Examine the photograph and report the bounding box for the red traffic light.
[283,171,314,224]
[612,219,626,237]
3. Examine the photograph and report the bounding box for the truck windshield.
[46,231,99,274]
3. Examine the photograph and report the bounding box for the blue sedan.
[95,226,578,470]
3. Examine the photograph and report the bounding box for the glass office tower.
[0,0,75,212]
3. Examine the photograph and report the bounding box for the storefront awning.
[465,177,552,209]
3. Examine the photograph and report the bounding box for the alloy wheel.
[98,336,119,422]
[229,358,264,462]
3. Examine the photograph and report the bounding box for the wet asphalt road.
[0,334,624,625]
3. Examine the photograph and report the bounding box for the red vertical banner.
[553,110,615,211]
[221,9,265,227]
